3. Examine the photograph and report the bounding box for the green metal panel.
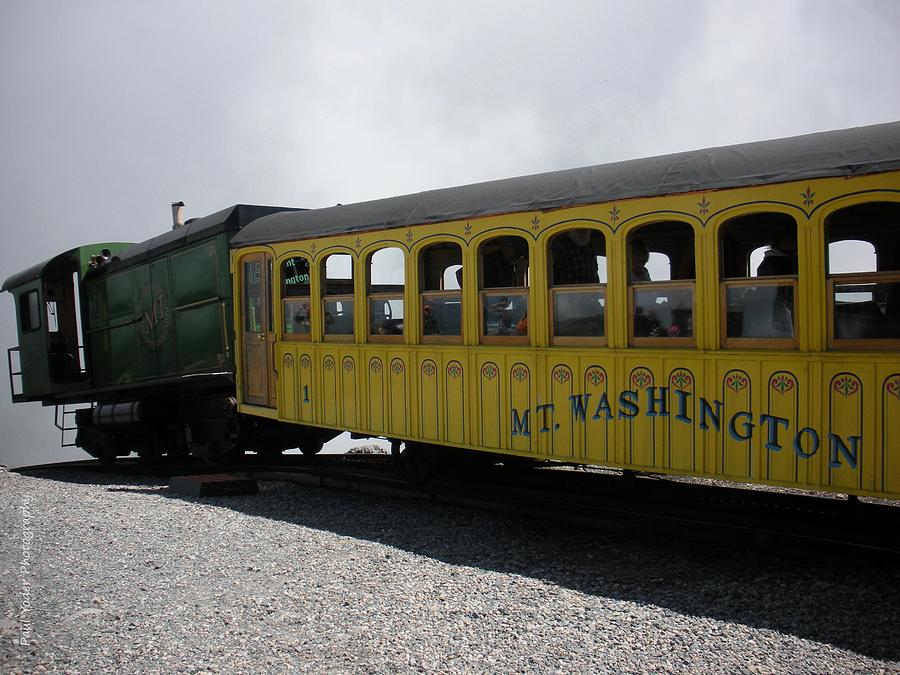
[175,302,228,371]
[148,257,176,377]
[12,281,51,397]
[171,241,222,307]
[170,235,233,374]
[86,265,157,386]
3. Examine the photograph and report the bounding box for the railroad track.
[14,454,900,561]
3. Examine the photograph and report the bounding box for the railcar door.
[241,253,276,407]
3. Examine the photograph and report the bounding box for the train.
[4,121,900,498]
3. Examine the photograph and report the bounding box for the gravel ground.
[1,466,898,674]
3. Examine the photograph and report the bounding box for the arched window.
[322,253,354,339]
[827,202,900,347]
[281,256,311,340]
[420,242,462,343]
[548,228,606,343]
[367,247,405,341]
[627,221,694,345]
[719,212,798,346]
[478,235,529,343]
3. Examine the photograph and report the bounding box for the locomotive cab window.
[322,253,354,340]
[719,213,798,347]
[628,221,695,346]
[281,256,311,340]
[479,235,529,344]
[367,247,405,341]
[19,290,40,332]
[420,242,462,343]
[549,228,606,344]
[827,201,900,348]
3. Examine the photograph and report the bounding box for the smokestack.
[171,201,185,229]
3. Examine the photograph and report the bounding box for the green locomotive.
[3,204,334,464]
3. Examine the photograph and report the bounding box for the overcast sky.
[2,0,899,468]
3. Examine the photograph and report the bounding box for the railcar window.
[628,221,695,345]
[243,260,263,333]
[719,212,798,346]
[323,253,354,338]
[281,256,311,339]
[479,235,529,343]
[826,202,900,347]
[368,247,405,341]
[420,242,462,343]
[19,290,40,332]
[549,228,606,343]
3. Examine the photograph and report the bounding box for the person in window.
[754,233,796,337]
[482,239,525,288]
[489,296,513,335]
[757,233,797,277]
[423,302,439,335]
[552,229,599,285]
[630,239,651,282]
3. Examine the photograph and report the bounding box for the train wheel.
[300,440,323,456]
[197,424,241,465]
[391,441,434,483]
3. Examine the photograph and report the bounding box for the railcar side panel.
[232,167,900,499]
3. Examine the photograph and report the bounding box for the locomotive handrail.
[7,346,23,399]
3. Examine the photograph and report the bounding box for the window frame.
[720,277,799,349]
[477,234,530,346]
[366,247,405,343]
[280,255,312,342]
[479,287,530,345]
[419,242,463,345]
[421,289,463,345]
[825,201,900,351]
[19,289,41,333]
[549,285,607,346]
[827,270,900,350]
[547,227,607,346]
[628,280,696,347]
[321,253,355,343]
[717,211,800,349]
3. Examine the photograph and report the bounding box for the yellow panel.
[665,366,698,472]
[763,369,802,485]
[547,362,575,459]
[580,363,611,464]
[882,372,900,495]
[509,361,534,455]
[278,347,298,421]
[825,369,866,492]
[297,352,315,424]
[388,357,408,436]
[624,365,657,468]
[367,355,386,435]
[719,366,755,480]
[477,358,502,450]
[444,359,466,445]
[340,353,358,430]
[418,358,440,441]
[321,352,339,427]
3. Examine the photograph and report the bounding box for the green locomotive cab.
[3,243,132,403]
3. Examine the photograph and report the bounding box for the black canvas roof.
[231,120,900,248]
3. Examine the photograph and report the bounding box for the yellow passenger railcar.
[230,122,900,498]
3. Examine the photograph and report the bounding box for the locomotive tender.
[5,121,900,498]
